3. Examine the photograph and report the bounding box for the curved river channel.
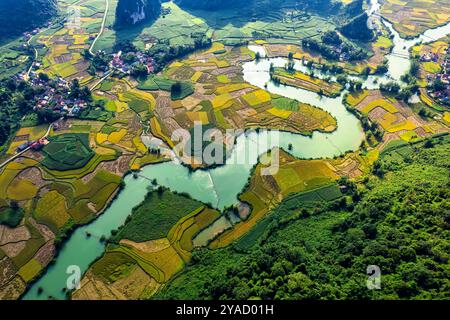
[23,2,450,299]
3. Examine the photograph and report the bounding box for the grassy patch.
[272,97,299,111]
[171,82,194,100]
[91,251,137,284]
[138,76,193,100]
[41,133,95,171]
[0,206,24,228]
[112,189,205,243]
[217,75,231,84]
[373,36,393,49]
[78,107,114,122]
[34,190,71,231]
[7,179,38,201]
[18,259,42,282]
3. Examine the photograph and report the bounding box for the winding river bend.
[23,2,450,300]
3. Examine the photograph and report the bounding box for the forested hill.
[175,0,248,10]
[340,13,374,41]
[0,0,57,42]
[115,0,161,28]
[176,0,372,40]
[157,135,450,300]
[176,0,343,14]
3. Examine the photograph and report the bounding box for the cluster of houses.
[31,75,90,116]
[426,45,450,106]
[14,70,91,119]
[420,51,440,63]
[23,29,39,42]
[111,50,156,74]
[22,21,52,43]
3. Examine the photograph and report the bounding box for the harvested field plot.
[381,0,450,37]
[272,68,343,97]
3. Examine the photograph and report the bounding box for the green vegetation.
[0,202,24,227]
[171,81,194,100]
[138,75,194,100]
[112,188,205,242]
[272,98,299,111]
[91,251,137,283]
[157,136,450,300]
[302,34,367,61]
[0,0,56,42]
[0,79,43,150]
[78,106,114,122]
[122,92,149,113]
[339,13,373,42]
[138,75,175,91]
[41,133,95,171]
[1,0,448,302]
[0,40,30,78]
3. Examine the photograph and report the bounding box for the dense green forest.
[0,0,56,42]
[0,79,38,149]
[176,0,341,13]
[157,136,450,300]
[340,13,374,42]
[176,0,365,19]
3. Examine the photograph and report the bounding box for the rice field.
[35,0,104,83]
[41,133,95,171]
[351,89,448,147]
[34,190,71,231]
[272,68,343,97]
[139,44,338,155]
[0,105,150,293]
[346,90,369,107]
[74,190,221,299]
[242,90,272,107]
[381,0,450,37]
[360,99,399,114]
[209,150,342,248]
[17,259,43,282]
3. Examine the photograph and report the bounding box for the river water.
[23,1,450,300]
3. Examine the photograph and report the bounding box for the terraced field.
[41,133,95,171]
[346,90,448,145]
[93,1,337,52]
[35,0,107,85]
[133,44,337,166]
[72,190,221,300]
[72,151,375,300]
[208,147,377,249]
[0,107,165,298]
[381,0,450,37]
[272,67,343,97]
[1,0,450,302]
